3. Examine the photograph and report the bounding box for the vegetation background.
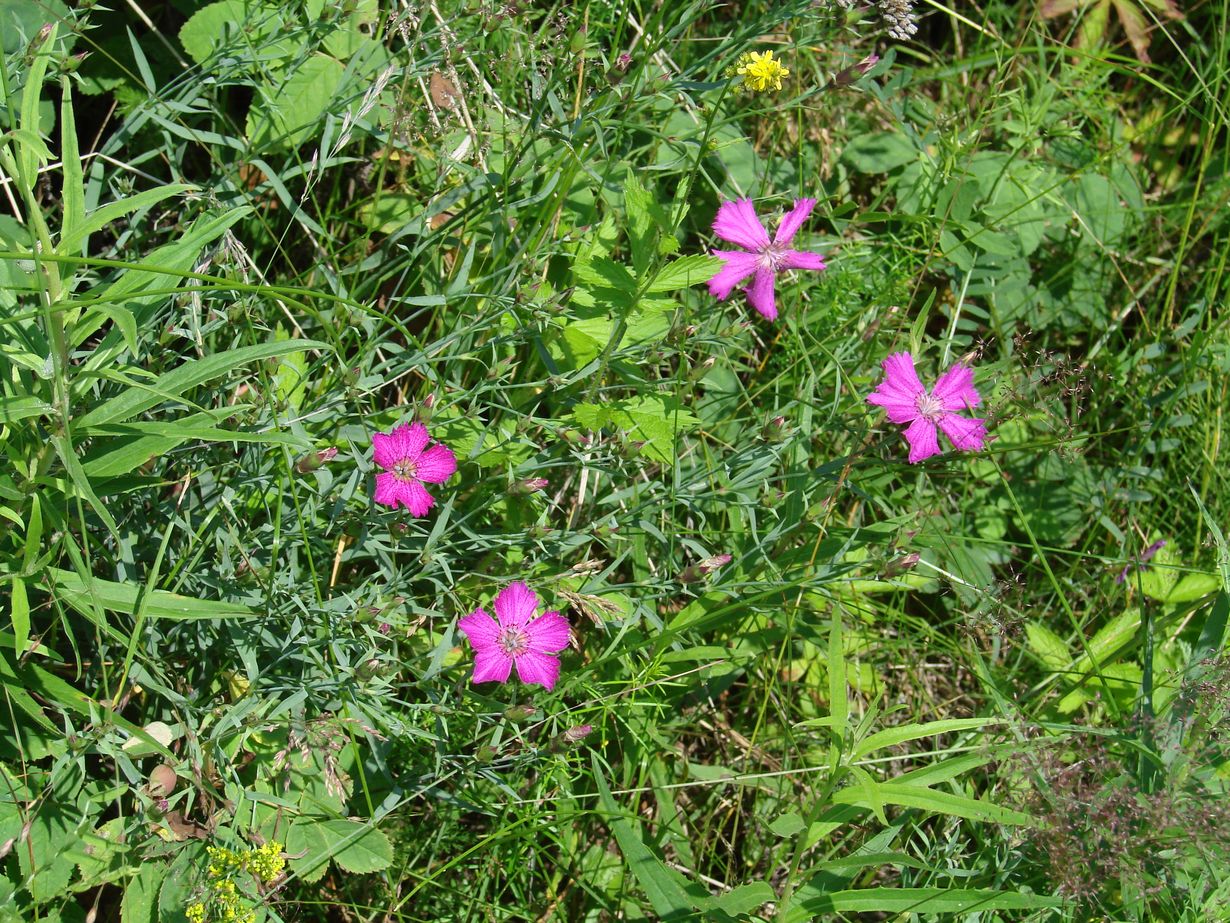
[1,0,1228,919]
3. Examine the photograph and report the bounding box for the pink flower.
[457,582,571,690]
[371,422,457,515]
[708,198,827,320]
[867,351,987,464]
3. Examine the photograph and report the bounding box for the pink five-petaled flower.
[372,422,457,515]
[867,351,987,464]
[708,198,827,321]
[457,582,572,691]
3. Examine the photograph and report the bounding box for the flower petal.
[493,581,539,627]
[937,412,987,452]
[525,610,571,653]
[457,608,500,652]
[373,471,417,509]
[779,249,827,272]
[514,651,561,690]
[707,250,761,300]
[903,417,942,464]
[401,479,436,517]
[866,389,920,424]
[712,199,771,250]
[472,649,513,684]
[745,268,778,320]
[880,351,925,397]
[774,198,817,245]
[931,363,981,411]
[415,444,457,484]
[372,422,430,469]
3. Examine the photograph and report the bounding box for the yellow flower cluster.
[188,842,285,922]
[733,50,790,93]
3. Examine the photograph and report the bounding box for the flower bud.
[550,724,594,751]
[881,552,920,578]
[295,446,338,474]
[679,553,732,584]
[510,477,549,495]
[504,704,538,723]
[475,745,498,763]
[832,54,880,88]
[762,415,789,442]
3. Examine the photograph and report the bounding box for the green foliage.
[0,0,1226,919]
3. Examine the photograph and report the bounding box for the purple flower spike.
[867,351,987,464]
[708,198,827,321]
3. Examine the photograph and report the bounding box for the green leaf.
[573,255,638,294]
[645,254,720,293]
[9,577,27,656]
[179,0,288,64]
[593,754,705,918]
[570,395,698,463]
[0,395,54,424]
[841,133,918,173]
[713,882,774,915]
[768,812,806,837]
[323,819,394,873]
[1167,572,1220,603]
[247,54,346,151]
[852,717,993,760]
[47,568,255,621]
[1081,608,1139,668]
[60,184,194,257]
[800,887,1060,914]
[121,861,162,923]
[286,820,330,883]
[832,781,1032,825]
[77,339,327,428]
[1024,620,1071,671]
[17,801,78,903]
[624,172,655,277]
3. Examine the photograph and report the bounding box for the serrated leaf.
[121,861,162,923]
[247,54,345,151]
[286,820,330,883]
[179,0,289,65]
[573,255,637,294]
[570,395,698,463]
[645,254,720,293]
[320,819,393,873]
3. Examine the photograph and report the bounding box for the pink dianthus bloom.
[708,198,827,321]
[867,351,987,464]
[457,581,571,690]
[371,422,457,515]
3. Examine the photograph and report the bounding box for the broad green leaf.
[286,820,330,883]
[17,801,78,904]
[852,717,993,760]
[1165,572,1220,603]
[247,54,346,151]
[573,255,638,294]
[179,0,288,64]
[121,860,162,923]
[841,132,917,173]
[713,882,774,915]
[323,819,394,873]
[624,172,655,276]
[77,339,326,428]
[569,395,698,463]
[1080,608,1139,669]
[768,812,806,837]
[1024,620,1070,671]
[1057,661,1142,714]
[47,568,254,621]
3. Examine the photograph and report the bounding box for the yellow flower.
[734,50,790,93]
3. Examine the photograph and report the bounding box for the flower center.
[391,458,417,481]
[915,391,944,422]
[497,626,529,656]
[758,242,788,271]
